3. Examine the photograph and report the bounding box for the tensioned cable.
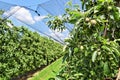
[1,15,65,45]
[56,0,72,31]
[0,0,17,6]
[0,1,17,20]
[0,0,72,31]
[23,6,65,43]
[3,7,21,21]
[0,1,41,16]
[38,5,71,31]
[31,4,65,43]
[24,0,51,11]
[42,20,65,43]
[14,17,65,45]
[25,0,70,38]
[0,0,68,44]
[21,6,40,16]
[0,1,66,43]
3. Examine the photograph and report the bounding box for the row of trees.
[48,0,120,79]
[0,16,63,79]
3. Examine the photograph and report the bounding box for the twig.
[112,28,115,39]
[103,27,107,37]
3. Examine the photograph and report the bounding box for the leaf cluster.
[47,0,120,79]
[0,20,63,79]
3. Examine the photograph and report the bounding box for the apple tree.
[47,0,120,79]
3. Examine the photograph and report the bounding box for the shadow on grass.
[48,77,55,80]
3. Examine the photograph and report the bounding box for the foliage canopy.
[0,17,63,79]
[48,0,120,79]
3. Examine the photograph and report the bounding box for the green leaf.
[69,11,83,24]
[99,0,105,2]
[66,0,72,7]
[74,73,83,76]
[101,46,112,53]
[92,50,98,62]
[74,47,79,53]
[112,47,120,57]
[62,53,68,63]
[103,62,110,75]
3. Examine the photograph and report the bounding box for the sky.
[0,0,81,44]
[0,0,49,8]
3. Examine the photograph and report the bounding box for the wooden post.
[116,68,120,80]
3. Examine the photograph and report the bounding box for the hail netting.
[0,1,17,19]
[37,0,82,30]
[0,0,82,44]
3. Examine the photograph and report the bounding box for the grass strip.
[28,57,62,80]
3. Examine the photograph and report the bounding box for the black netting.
[0,0,82,44]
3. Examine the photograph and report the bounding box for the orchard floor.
[27,57,62,80]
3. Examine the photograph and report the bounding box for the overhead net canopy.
[0,0,82,44]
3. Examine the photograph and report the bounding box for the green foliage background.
[0,19,63,79]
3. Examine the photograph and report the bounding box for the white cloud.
[48,29,68,40]
[34,16,47,22]
[3,6,35,24]
[58,15,62,19]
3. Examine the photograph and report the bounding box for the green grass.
[28,57,63,80]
